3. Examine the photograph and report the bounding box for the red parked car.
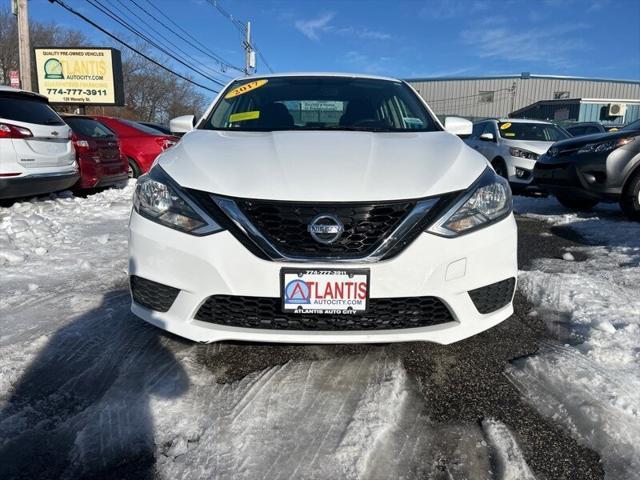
[63,115,128,190]
[90,116,179,177]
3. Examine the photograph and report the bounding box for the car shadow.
[0,289,189,480]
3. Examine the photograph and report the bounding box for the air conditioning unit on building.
[608,103,627,117]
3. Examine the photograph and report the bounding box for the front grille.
[130,275,180,312]
[195,295,455,331]
[235,199,415,258]
[468,278,516,314]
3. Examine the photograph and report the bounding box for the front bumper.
[534,151,626,201]
[504,155,540,189]
[129,210,518,344]
[0,170,80,200]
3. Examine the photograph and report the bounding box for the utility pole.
[244,21,255,75]
[16,0,32,91]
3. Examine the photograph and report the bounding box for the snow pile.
[511,196,640,480]
[0,184,134,340]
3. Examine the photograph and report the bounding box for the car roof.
[0,86,49,101]
[229,72,402,83]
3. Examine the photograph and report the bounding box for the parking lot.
[1,186,638,479]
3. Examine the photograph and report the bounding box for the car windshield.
[0,94,64,126]
[498,121,569,141]
[201,76,439,132]
[622,119,640,131]
[65,117,115,138]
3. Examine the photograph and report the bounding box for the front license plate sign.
[281,269,369,314]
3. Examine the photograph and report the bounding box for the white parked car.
[0,87,78,199]
[129,73,517,344]
[465,118,570,193]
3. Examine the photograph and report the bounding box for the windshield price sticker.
[224,79,269,99]
[281,269,369,314]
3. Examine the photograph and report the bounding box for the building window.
[554,91,570,99]
[478,91,494,103]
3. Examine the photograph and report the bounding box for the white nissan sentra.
[129,73,517,344]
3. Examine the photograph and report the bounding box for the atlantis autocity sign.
[34,47,124,105]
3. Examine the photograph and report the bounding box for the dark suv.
[534,119,640,220]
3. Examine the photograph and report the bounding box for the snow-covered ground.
[2,186,637,478]
[512,196,640,480]
[0,186,534,478]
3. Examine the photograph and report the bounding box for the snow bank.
[512,195,640,479]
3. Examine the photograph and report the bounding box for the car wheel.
[620,169,640,221]
[555,193,599,211]
[128,159,141,179]
[492,158,508,179]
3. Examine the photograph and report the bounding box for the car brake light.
[0,172,22,177]
[155,137,177,151]
[0,122,33,139]
[71,133,91,152]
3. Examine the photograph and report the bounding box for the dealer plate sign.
[281,269,369,314]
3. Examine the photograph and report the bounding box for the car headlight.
[509,147,539,160]
[133,167,223,235]
[578,137,635,154]
[428,168,512,237]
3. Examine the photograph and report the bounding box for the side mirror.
[479,132,495,142]
[170,115,196,134]
[444,116,473,137]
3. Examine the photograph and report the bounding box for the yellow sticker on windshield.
[500,122,512,130]
[229,111,260,122]
[504,132,515,137]
[225,79,268,99]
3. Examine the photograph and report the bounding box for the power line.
[138,0,243,74]
[206,0,274,73]
[85,0,226,87]
[47,0,219,93]
[111,0,232,81]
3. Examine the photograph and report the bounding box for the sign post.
[33,47,124,106]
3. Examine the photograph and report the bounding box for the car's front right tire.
[555,193,599,211]
[620,169,640,221]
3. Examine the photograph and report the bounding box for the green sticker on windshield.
[504,132,515,137]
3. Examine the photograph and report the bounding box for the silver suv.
[465,118,569,192]
[0,87,78,200]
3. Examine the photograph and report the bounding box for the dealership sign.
[34,47,124,105]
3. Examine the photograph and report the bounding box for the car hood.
[552,128,640,150]
[158,130,487,201]
[503,139,555,156]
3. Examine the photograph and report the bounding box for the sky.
[28,0,640,100]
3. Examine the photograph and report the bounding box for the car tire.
[555,193,599,211]
[128,158,141,179]
[492,158,508,179]
[620,169,640,221]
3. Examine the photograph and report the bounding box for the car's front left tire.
[620,169,640,221]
